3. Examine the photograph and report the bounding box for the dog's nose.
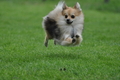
[67,19,70,22]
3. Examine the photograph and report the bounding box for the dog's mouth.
[66,21,73,24]
[66,19,73,24]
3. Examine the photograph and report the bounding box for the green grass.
[0,1,120,80]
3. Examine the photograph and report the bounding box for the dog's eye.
[71,15,75,18]
[65,15,68,18]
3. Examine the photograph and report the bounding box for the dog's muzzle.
[66,19,73,24]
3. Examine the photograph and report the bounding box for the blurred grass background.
[0,0,120,12]
[0,0,120,80]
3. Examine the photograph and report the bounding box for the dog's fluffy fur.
[42,2,84,47]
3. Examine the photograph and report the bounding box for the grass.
[0,0,120,80]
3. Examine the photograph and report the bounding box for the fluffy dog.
[42,2,84,47]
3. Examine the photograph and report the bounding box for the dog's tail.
[44,1,64,20]
[42,1,64,28]
[55,1,65,11]
[42,2,64,39]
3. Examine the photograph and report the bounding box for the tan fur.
[62,7,81,16]
[65,37,73,43]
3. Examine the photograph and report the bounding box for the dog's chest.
[60,25,73,34]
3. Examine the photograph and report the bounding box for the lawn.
[0,0,120,80]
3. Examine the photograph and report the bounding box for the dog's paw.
[72,38,76,43]
[76,35,79,38]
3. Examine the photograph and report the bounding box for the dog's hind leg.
[44,36,49,47]
[54,40,56,45]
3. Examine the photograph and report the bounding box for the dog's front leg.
[73,33,83,45]
[61,37,72,46]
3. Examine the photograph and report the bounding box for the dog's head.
[62,2,82,25]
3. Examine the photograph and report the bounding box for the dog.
[42,1,84,47]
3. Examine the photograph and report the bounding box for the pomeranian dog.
[42,1,84,47]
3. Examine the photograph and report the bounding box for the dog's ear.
[74,2,82,11]
[62,2,68,10]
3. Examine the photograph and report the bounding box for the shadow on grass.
[45,52,83,60]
